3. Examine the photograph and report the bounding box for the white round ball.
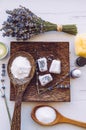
[72,69,81,77]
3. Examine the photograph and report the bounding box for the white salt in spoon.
[7,51,36,130]
[31,105,86,128]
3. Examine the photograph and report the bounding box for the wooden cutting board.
[10,41,70,102]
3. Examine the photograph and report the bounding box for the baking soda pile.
[11,56,31,79]
[35,106,56,124]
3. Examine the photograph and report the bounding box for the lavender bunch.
[0,6,77,40]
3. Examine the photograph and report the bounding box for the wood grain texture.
[10,41,70,102]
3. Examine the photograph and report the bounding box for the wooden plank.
[10,41,70,102]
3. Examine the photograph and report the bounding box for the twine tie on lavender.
[57,25,62,32]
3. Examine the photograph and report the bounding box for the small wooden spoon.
[31,105,86,128]
[7,51,36,130]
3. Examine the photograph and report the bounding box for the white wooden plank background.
[0,0,86,130]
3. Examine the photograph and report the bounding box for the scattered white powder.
[35,106,56,124]
[11,56,31,79]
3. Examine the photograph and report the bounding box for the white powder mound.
[11,56,31,79]
[35,106,56,124]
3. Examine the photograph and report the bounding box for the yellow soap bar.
[75,34,86,57]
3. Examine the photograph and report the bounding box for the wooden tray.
[10,41,70,102]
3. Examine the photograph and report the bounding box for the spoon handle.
[62,116,86,128]
[11,92,23,130]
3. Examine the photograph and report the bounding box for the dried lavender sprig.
[0,87,11,125]
[35,50,40,94]
[39,73,70,94]
[53,73,70,88]
[36,61,40,94]
[2,94,11,125]
[56,84,70,89]
[0,6,77,40]
[0,64,11,125]
[0,88,3,95]
[1,6,50,40]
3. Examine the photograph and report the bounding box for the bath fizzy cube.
[39,74,53,86]
[75,34,86,57]
[37,57,47,72]
[49,59,61,74]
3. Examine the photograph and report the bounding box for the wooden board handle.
[62,116,86,128]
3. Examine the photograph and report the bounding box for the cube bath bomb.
[49,59,61,74]
[39,74,53,86]
[75,34,86,57]
[37,57,47,72]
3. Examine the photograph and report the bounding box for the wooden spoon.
[7,51,35,130]
[31,105,86,128]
